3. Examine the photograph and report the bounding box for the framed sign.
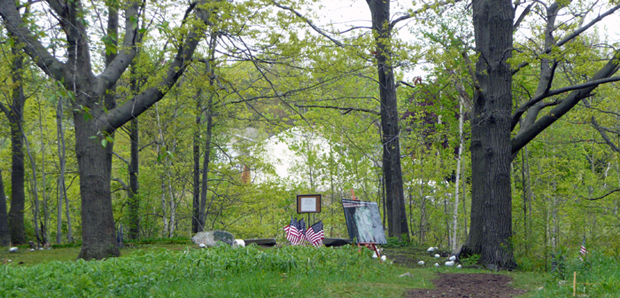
[297,194,322,213]
[341,199,387,244]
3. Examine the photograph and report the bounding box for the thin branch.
[555,3,620,49]
[112,151,130,166]
[339,26,372,34]
[590,116,620,154]
[513,4,532,32]
[273,1,345,48]
[112,178,129,191]
[512,3,620,74]
[389,0,461,28]
[581,188,620,201]
[294,104,380,115]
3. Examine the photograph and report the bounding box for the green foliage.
[459,254,480,267]
[383,237,411,248]
[0,245,415,297]
[531,251,620,297]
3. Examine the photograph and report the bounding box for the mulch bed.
[405,273,527,298]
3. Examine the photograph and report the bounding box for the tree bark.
[198,99,214,231]
[366,0,409,239]
[56,96,67,244]
[128,118,140,240]
[452,99,464,251]
[0,170,10,246]
[6,34,26,245]
[192,101,201,233]
[465,0,517,269]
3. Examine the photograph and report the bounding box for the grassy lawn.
[0,243,550,297]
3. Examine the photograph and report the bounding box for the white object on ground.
[9,247,17,253]
[445,261,455,267]
[434,263,440,268]
[199,243,206,248]
[457,264,462,269]
[418,261,425,265]
[448,255,456,261]
[434,254,440,258]
[427,247,435,252]
[233,239,245,248]
[381,255,387,262]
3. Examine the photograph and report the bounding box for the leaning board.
[341,199,387,244]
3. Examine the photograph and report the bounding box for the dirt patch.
[405,273,527,298]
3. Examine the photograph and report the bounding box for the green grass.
[0,244,563,297]
[0,244,428,297]
[526,251,620,297]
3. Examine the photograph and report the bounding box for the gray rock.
[486,263,498,271]
[192,231,234,247]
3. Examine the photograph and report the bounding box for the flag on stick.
[305,221,324,247]
[580,236,588,261]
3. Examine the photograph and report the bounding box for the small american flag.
[283,217,303,245]
[580,236,588,261]
[305,221,324,247]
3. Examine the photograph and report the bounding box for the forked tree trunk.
[464,0,517,269]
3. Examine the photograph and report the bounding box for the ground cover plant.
[0,244,431,297]
[529,251,620,297]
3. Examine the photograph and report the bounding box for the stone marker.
[192,231,234,247]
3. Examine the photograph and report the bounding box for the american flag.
[580,236,588,261]
[283,217,303,245]
[298,219,306,245]
[305,221,324,247]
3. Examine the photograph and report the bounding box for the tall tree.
[464,0,620,268]
[0,0,216,259]
[466,0,516,269]
[365,0,409,239]
[0,33,27,244]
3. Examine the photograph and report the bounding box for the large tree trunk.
[75,109,120,260]
[0,170,10,246]
[464,0,516,269]
[7,36,26,245]
[366,0,409,239]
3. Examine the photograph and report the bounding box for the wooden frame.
[297,194,322,213]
